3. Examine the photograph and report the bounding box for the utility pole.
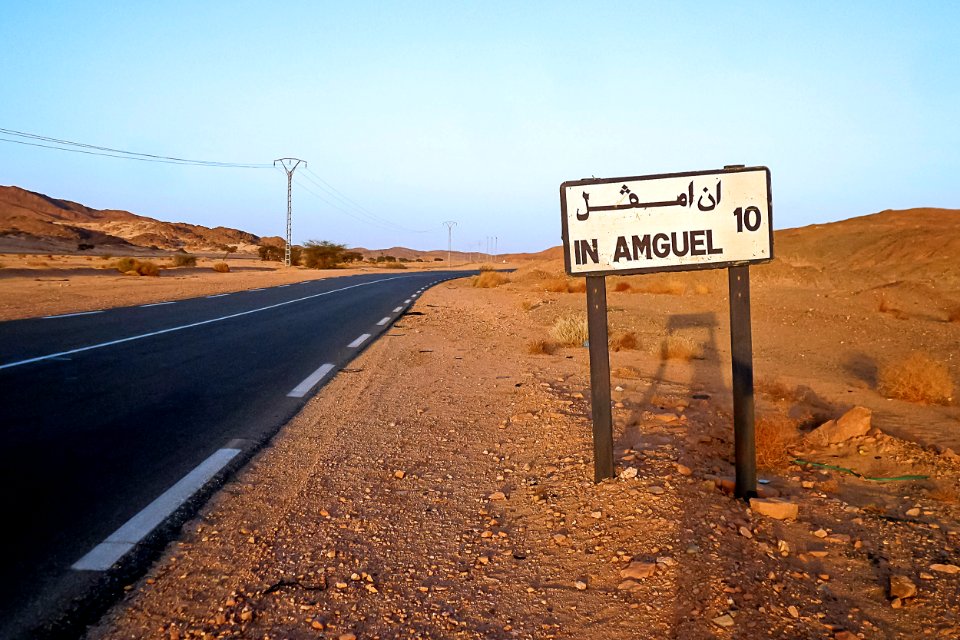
[443,221,457,266]
[274,157,306,267]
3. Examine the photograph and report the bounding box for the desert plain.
[2,205,960,639]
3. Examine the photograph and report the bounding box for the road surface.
[0,270,465,639]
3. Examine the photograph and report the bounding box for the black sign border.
[560,166,773,277]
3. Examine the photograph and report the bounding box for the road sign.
[560,165,772,498]
[561,166,772,277]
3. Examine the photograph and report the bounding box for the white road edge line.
[206,293,230,299]
[392,306,403,313]
[140,301,174,308]
[2,277,407,371]
[42,310,103,319]
[376,316,390,326]
[348,333,371,348]
[71,447,241,571]
[248,288,264,292]
[404,299,412,304]
[287,363,335,398]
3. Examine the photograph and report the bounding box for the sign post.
[560,166,772,496]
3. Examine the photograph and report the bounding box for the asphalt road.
[0,270,465,639]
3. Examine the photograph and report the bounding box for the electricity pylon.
[443,221,457,266]
[274,158,306,267]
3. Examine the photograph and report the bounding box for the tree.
[258,245,283,261]
[221,245,238,261]
[342,251,363,263]
[301,240,346,269]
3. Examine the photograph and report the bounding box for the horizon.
[1,2,958,254]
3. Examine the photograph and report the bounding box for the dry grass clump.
[212,262,231,273]
[380,262,407,269]
[755,413,800,470]
[636,279,686,296]
[172,253,197,267]
[473,271,509,288]
[478,264,496,272]
[613,281,632,293]
[550,314,589,347]
[756,377,799,402]
[878,352,953,405]
[114,257,159,276]
[612,366,643,379]
[527,339,557,355]
[693,283,710,295]
[659,336,703,361]
[609,330,639,352]
[947,304,960,323]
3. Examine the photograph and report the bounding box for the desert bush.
[136,260,160,277]
[947,305,960,323]
[609,331,639,351]
[114,257,138,273]
[659,336,703,361]
[380,261,407,269]
[755,413,799,470]
[478,264,496,272]
[302,240,346,269]
[473,271,508,288]
[172,254,197,267]
[527,339,557,355]
[693,283,711,295]
[212,262,230,273]
[636,279,686,295]
[878,352,953,405]
[613,281,632,293]
[612,366,643,379]
[543,277,586,293]
[550,314,589,347]
[568,279,586,293]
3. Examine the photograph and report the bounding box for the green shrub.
[172,254,197,267]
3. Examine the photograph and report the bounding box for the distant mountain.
[0,185,265,254]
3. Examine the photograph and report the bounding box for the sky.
[1,1,958,254]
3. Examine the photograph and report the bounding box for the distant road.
[0,270,465,639]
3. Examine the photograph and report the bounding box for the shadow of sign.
[640,312,725,407]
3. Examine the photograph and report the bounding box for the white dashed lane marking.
[393,306,403,313]
[287,363,335,398]
[139,302,174,308]
[72,447,241,571]
[347,334,371,348]
[376,317,390,326]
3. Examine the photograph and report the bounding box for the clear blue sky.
[1,1,957,253]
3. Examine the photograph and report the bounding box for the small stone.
[656,556,676,567]
[889,575,917,599]
[619,467,638,479]
[738,526,753,539]
[920,572,934,580]
[676,463,692,476]
[809,550,829,558]
[617,579,640,590]
[574,580,587,591]
[489,491,506,501]
[648,486,665,495]
[787,605,799,618]
[239,608,253,622]
[835,632,856,640]
[905,507,920,517]
[930,563,960,574]
[813,528,829,538]
[620,561,656,580]
[339,634,357,640]
[590,511,602,518]
[552,534,570,546]
[712,614,735,628]
[311,620,324,630]
[890,597,902,609]
[750,497,799,520]
[394,470,405,479]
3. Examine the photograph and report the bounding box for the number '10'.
[733,206,762,232]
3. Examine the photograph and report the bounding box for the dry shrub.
[172,253,197,267]
[878,352,953,405]
[609,331,639,352]
[567,279,586,293]
[550,314,588,347]
[659,336,703,361]
[612,366,643,379]
[381,261,407,269]
[756,377,798,402]
[755,413,799,470]
[473,271,508,288]
[136,260,160,277]
[693,283,710,295]
[27,260,50,267]
[613,281,632,293]
[637,279,686,295]
[544,278,571,293]
[114,257,138,273]
[212,262,231,273]
[527,339,557,355]
[478,264,496,272]
[947,305,960,323]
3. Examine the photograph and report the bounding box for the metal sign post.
[559,166,772,495]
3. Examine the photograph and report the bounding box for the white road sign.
[560,166,772,276]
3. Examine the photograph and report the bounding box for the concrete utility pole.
[274,157,306,267]
[443,221,457,266]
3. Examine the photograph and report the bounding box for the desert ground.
[3,208,960,639]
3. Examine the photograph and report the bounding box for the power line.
[0,126,272,169]
[302,167,428,234]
